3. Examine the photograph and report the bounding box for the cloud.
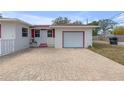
[0,11,94,25]
[55,11,89,23]
[113,12,124,24]
[18,14,54,25]
[0,11,54,25]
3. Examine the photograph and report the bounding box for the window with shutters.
[47,30,52,37]
[35,30,40,37]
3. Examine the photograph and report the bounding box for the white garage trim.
[62,31,85,48]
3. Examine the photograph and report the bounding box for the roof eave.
[50,25,100,28]
[0,18,31,26]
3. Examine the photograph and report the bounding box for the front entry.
[41,30,47,43]
[34,30,47,47]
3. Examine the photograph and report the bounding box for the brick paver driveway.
[0,48,124,80]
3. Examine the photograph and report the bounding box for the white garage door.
[63,32,84,48]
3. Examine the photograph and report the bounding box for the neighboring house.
[0,18,31,56]
[0,18,98,56]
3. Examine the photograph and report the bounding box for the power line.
[110,12,124,20]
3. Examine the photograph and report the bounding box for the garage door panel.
[63,32,83,48]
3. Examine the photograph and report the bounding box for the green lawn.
[90,41,124,65]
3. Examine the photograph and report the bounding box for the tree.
[88,21,100,36]
[88,21,99,26]
[112,26,124,35]
[98,19,117,36]
[52,17,71,25]
[72,20,83,25]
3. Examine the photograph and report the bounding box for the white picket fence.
[0,39,15,56]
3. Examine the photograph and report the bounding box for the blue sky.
[0,11,123,25]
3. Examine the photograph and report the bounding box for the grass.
[90,41,124,65]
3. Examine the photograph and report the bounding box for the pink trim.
[39,43,48,48]
[31,29,35,38]
[62,31,85,48]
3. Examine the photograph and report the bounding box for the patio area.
[0,48,124,80]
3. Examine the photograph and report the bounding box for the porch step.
[39,43,48,48]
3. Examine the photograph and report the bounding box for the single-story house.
[0,18,99,56]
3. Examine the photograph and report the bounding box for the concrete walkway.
[0,48,124,80]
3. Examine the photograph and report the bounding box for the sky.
[0,11,123,25]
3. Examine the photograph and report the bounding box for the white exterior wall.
[47,38,55,47]
[0,22,16,55]
[0,22,16,39]
[84,29,92,47]
[55,27,93,48]
[0,21,30,56]
[0,39,15,56]
[55,28,62,48]
[14,23,30,51]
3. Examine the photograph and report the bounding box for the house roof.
[30,24,99,30]
[50,24,99,28]
[31,25,50,27]
[30,25,52,30]
[52,24,87,26]
[0,17,99,28]
[0,18,31,26]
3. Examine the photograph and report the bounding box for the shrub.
[112,26,124,35]
[88,45,92,48]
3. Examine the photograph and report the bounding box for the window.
[35,30,40,37]
[22,28,28,37]
[47,30,52,37]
